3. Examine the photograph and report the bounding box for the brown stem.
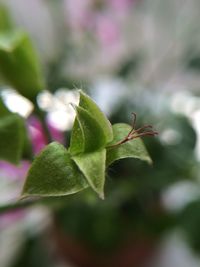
[107,113,158,149]
[33,100,53,143]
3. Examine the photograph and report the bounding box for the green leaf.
[72,148,106,199]
[0,114,24,164]
[69,118,84,155]
[21,142,88,198]
[0,99,33,159]
[70,105,108,155]
[106,123,152,166]
[79,90,113,143]
[0,31,44,101]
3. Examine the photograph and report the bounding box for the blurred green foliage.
[0,31,44,101]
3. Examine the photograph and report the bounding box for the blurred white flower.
[37,89,79,131]
[162,181,200,212]
[1,89,33,118]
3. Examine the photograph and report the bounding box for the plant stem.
[0,197,70,214]
[0,199,39,214]
[34,100,52,143]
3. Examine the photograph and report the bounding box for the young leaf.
[79,90,113,143]
[70,105,108,155]
[21,142,88,198]
[106,123,152,166]
[0,31,44,101]
[72,149,106,199]
[0,114,24,164]
[69,119,84,155]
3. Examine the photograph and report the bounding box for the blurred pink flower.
[108,0,135,13]
[0,115,64,227]
[0,161,30,181]
[63,0,134,64]
[95,14,120,47]
[27,116,64,154]
[0,210,25,229]
[0,160,30,228]
[64,0,94,30]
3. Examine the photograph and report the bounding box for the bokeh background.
[1,0,200,266]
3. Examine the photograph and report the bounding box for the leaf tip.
[99,191,105,200]
[148,157,153,166]
[144,155,153,165]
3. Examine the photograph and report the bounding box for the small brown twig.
[107,113,158,149]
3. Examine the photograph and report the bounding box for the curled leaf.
[70,105,108,155]
[79,90,113,143]
[106,123,152,167]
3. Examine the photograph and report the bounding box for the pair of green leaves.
[22,91,152,199]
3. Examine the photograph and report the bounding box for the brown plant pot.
[51,220,156,267]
